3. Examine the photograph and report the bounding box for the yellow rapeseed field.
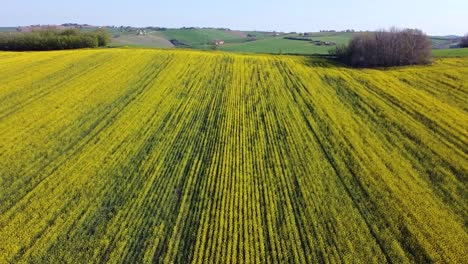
[0,49,466,263]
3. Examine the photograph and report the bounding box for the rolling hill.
[108,28,466,55]
[1,26,465,55]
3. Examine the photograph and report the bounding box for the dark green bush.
[0,29,110,51]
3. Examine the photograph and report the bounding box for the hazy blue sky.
[1,0,466,35]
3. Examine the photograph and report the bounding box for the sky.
[0,0,466,35]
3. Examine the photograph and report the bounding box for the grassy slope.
[430,36,460,49]
[161,29,245,47]
[219,33,353,54]
[112,32,174,48]
[0,49,466,263]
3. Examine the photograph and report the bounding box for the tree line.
[0,29,110,51]
[330,28,432,67]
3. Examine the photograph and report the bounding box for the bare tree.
[460,34,468,48]
[331,28,432,67]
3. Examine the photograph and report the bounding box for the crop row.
[0,49,466,263]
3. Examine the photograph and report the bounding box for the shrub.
[330,28,432,67]
[94,28,111,47]
[460,34,468,48]
[0,29,110,51]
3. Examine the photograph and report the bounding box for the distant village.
[16,23,97,32]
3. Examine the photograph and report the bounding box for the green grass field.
[218,37,327,54]
[432,48,468,57]
[219,33,352,54]
[303,32,354,42]
[0,49,467,263]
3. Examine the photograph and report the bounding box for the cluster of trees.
[460,34,468,48]
[61,23,92,27]
[284,36,313,41]
[144,26,167,31]
[0,29,110,51]
[330,28,432,67]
